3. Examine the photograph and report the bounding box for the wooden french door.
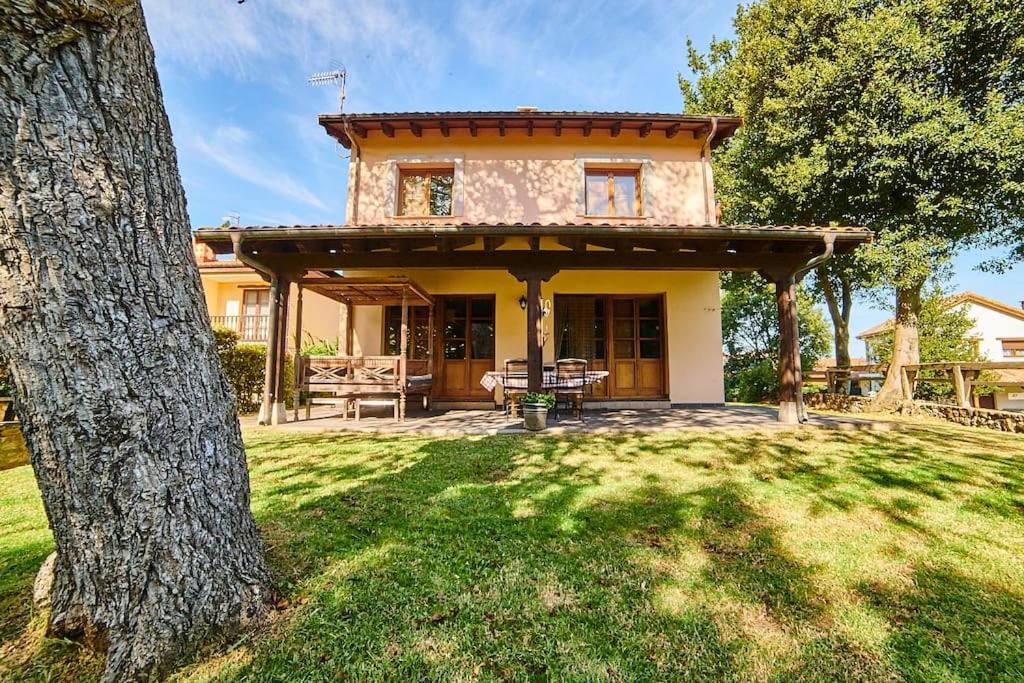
[555,295,666,399]
[436,296,495,399]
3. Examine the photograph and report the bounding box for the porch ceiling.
[193,223,873,275]
[301,276,433,306]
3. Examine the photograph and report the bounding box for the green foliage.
[721,273,832,402]
[684,0,1024,313]
[301,336,339,357]
[212,326,240,355]
[522,392,556,409]
[0,363,10,398]
[213,327,293,414]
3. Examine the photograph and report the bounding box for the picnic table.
[479,369,609,392]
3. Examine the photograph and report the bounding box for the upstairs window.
[1003,340,1024,358]
[585,168,640,217]
[398,167,454,217]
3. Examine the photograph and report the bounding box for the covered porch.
[193,223,872,425]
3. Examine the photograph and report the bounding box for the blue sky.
[144,0,1021,347]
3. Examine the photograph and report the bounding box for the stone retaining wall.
[803,392,872,413]
[805,392,1024,433]
[915,402,1024,434]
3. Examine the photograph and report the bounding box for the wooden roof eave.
[319,112,743,149]
[196,223,872,244]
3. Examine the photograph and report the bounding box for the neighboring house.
[856,292,1024,410]
[194,110,869,423]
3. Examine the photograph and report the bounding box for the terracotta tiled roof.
[814,357,867,371]
[320,111,743,149]
[857,291,1024,339]
[990,367,1024,386]
[197,222,870,234]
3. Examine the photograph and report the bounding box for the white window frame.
[575,154,653,219]
[386,154,464,218]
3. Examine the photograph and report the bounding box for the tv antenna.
[308,68,347,112]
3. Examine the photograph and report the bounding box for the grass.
[2,421,1024,681]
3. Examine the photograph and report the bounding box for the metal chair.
[554,358,587,421]
[502,358,528,419]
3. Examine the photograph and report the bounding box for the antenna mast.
[308,68,347,112]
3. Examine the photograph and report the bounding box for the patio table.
[479,370,609,392]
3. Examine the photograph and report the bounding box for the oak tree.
[683,0,1024,405]
[0,1,271,679]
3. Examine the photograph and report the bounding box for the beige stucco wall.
[345,268,724,404]
[348,128,712,226]
[200,270,344,352]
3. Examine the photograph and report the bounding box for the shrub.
[522,392,556,409]
[213,327,293,414]
[301,336,339,356]
[0,362,10,397]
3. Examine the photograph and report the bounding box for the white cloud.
[188,125,328,210]
[142,0,448,95]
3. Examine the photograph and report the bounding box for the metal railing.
[210,315,270,342]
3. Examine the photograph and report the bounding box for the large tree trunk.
[0,2,271,680]
[817,265,853,393]
[873,286,922,407]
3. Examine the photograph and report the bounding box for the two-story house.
[194,110,871,424]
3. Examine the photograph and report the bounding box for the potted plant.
[521,392,555,431]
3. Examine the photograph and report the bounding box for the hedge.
[214,327,292,414]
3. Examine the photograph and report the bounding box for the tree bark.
[873,285,922,408]
[817,265,853,393]
[0,2,271,680]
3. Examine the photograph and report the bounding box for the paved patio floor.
[243,404,891,435]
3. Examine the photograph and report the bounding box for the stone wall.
[805,391,1024,434]
[915,402,1024,434]
[803,392,872,413]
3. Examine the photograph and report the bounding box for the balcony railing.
[210,315,269,342]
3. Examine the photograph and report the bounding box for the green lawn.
[2,422,1024,681]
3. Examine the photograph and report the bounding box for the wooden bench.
[300,355,432,422]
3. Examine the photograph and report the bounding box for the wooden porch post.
[775,274,803,425]
[271,278,291,425]
[426,303,434,410]
[345,301,354,355]
[260,275,282,425]
[399,288,408,421]
[509,266,559,394]
[526,277,543,392]
[293,284,303,422]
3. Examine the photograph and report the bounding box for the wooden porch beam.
[409,121,422,137]
[775,274,802,425]
[509,265,559,393]
[380,122,395,138]
[261,250,814,272]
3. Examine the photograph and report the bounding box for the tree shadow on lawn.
[213,435,883,681]
[4,427,1024,681]
[857,563,1024,682]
